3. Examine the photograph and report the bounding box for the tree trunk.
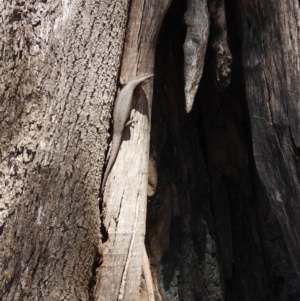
[1,0,300,300]
[1,0,130,299]
[94,1,171,300]
[235,0,300,277]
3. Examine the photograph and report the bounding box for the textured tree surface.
[1,0,300,300]
[0,0,130,299]
[183,0,209,113]
[236,0,300,278]
[94,0,171,300]
[146,0,300,300]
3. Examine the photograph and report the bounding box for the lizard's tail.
[100,135,122,195]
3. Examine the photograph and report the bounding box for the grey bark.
[94,0,171,300]
[0,0,130,299]
[183,0,209,113]
[2,0,300,300]
[236,0,300,278]
[208,0,232,90]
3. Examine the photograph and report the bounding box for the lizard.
[101,73,154,194]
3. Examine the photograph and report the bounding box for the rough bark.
[235,0,300,278]
[2,0,300,300]
[208,0,232,90]
[0,0,130,299]
[183,0,209,113]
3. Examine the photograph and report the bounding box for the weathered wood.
[94,0,171,300]
[198,70,278,299]
[208,0,232,90]
[143,245,155,301]
[145,2,224,298]
[183,0,209,113]
[2,0,300,299]
[0,0,130,299]
[236,0,300,277]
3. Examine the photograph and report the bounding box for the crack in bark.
[118,192,140,301]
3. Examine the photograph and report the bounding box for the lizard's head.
[136,74,154,88]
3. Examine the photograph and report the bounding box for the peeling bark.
[208,0,232,90]
[183,0,232,113]
[94,0,171,300]
[183,0,209,113]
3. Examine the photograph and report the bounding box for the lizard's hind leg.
[125,109,138,127]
